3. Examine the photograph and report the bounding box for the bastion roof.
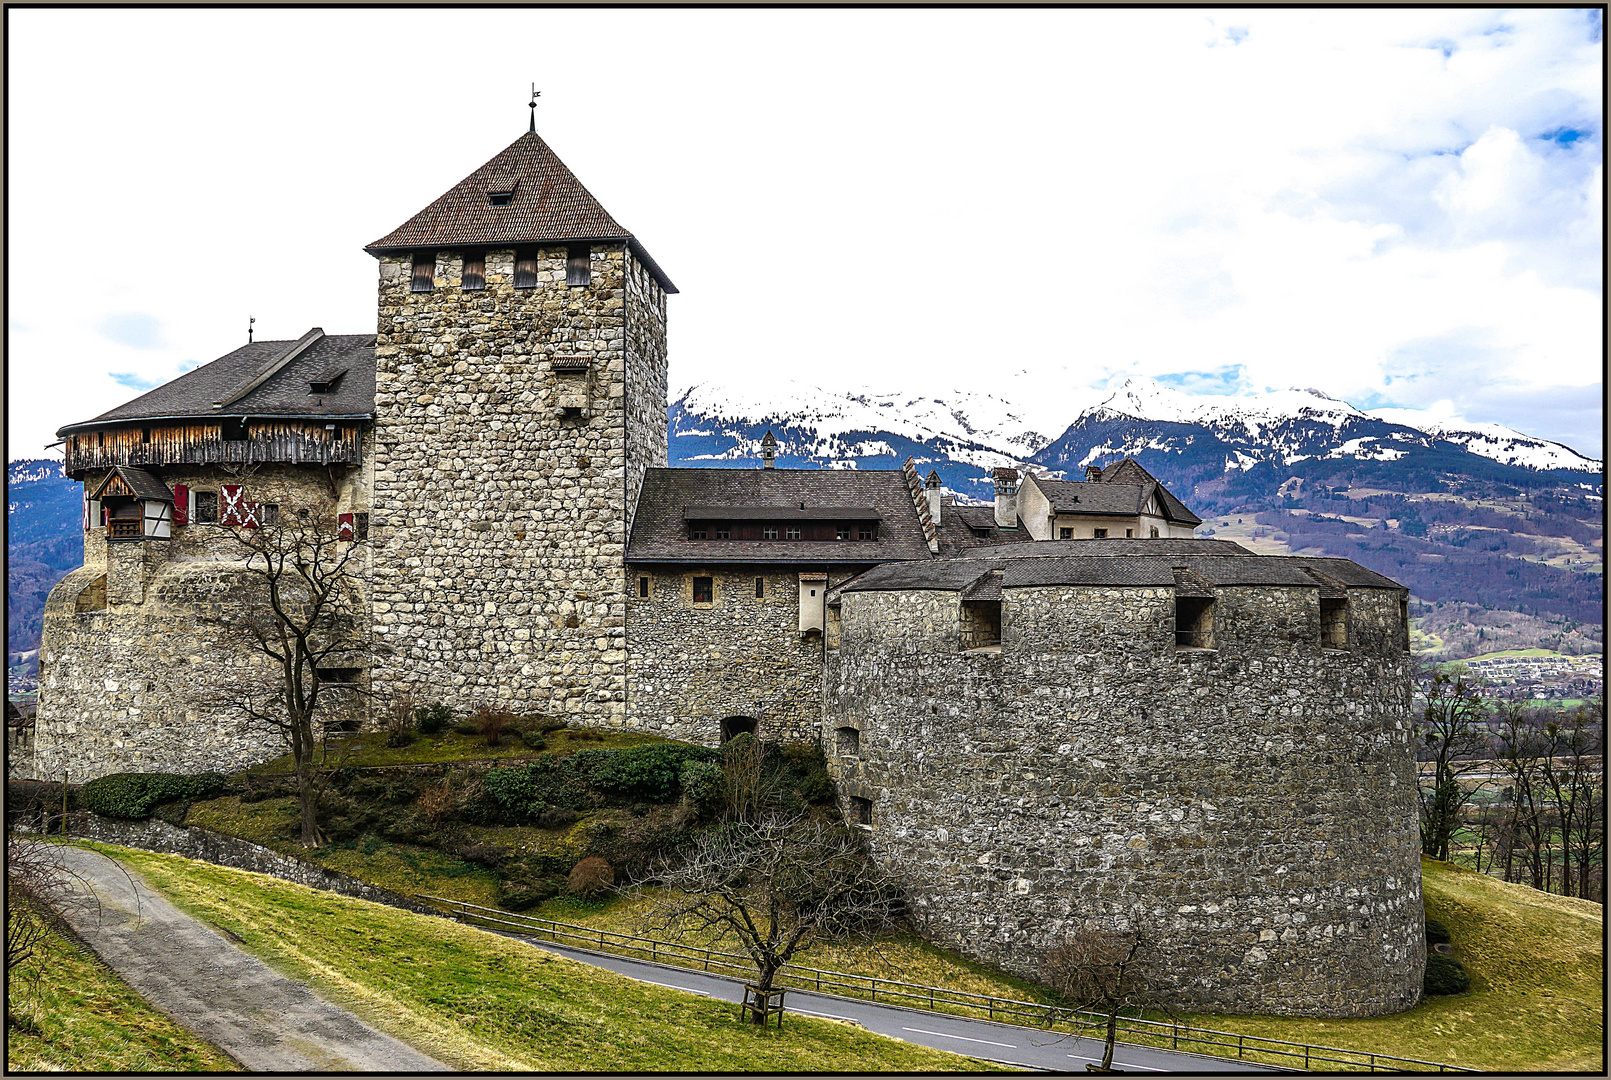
[57,331,376,437]
[838,537,1405,593]
[364,130,676,293]
[628,467,935,565]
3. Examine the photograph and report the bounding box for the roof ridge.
[214,328,325,410]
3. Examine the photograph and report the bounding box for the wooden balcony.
[107,519,143,540]
[64,421,364,478]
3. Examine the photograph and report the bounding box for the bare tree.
[5,838,94,1022]
[1041,923,1166,1073]
[1492,700,1550,889]
[1415,667,1491,861]
[635,814,901,1022]
[205,501,367,847]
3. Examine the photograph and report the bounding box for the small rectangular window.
[411,251,435,292]
[1059,527,1074,539]
[1094,528,1108,539]
[755,577,765,599]
[714,524,731,540]
[849,796,873,827]
[487,192,512,207]
[195,491,218,524]
[693,576,714,604]
[689,525,708,539]
[257,503,280,525]
[1175,595,1215,650]
[763,526,779,540]
[835,525,851,541]
[221,417,248,441]
[567,245,591,287]
[836,726,861,757]
[858,523,875,541]
[316,667,362,685]
[1126,528,1134,538]
[462,252,485,291]
[141,427,151,444]
[1150,527,1160,538]
[786,526,801,540]
[514,248,539,289]
[355,512,370,540]
[639,576,651,599]
[1320,596,1348,649]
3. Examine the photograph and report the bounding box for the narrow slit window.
[514,248,539,289]
[693,577,714,604]
[566,244,591,287]
[1175,595,1215,650]
[461,252,486,291]
[411,251,436,292]
[1320,596,1348,649]
[639,576,650,599]
[1126,528,1134,538]
[354,512,370,540]
[755,577,765,599]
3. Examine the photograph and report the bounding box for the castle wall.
[33,459,375,780]
[623,251,669,530]
[824,583,1422,1017]
[369,245,637,719]
[626,566,847,745]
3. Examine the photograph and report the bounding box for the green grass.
[6,909,238,1072]
[78,843,1005,1072]
[245,726,676,774]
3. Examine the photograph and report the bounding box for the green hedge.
[1423,952,1470,995]
[1424,917,1452,945]
[482,744,721,823]
[80,772,227,820]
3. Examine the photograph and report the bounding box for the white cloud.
[4,8,1602,461]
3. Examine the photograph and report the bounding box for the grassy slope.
[84,842,1003,1073]
[1181,857,1604,1072]
[6,913,238,1072]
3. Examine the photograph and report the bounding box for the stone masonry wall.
[623,252,668,531]
[370,245,642,721]
[824,582,1422,1017]
[626,566,847,745]
[32,459,374,782]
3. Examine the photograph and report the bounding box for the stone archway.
[720,716,758,742]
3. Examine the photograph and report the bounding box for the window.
[836,726,861,757]
[257,503,280,525]
[755,577,765,599]
[960,599,1002,650]
[1094,528,1108,539]
[411,250,435,292]
[309,374,344,395]
[514,248,539,289]
[835,525,851,541]
[693,577,714,604]
[763,526,779,540]
[785,526,801,540]
[639,576,651,599]
[858,523,875,541]
[316,667,362,685]
[1175,595,1214,650]
[1320,596,1348,649]
[354,512,370,540]
[221,417,248,441]
[849,796,873,827]
[195,491,218,524]
[567,245,591,287]
[1150,526,1160,538]
[1126,528,1134,538]
[487,191,512,207]
[689,525,708,539]
[141,427,151,443]
[714,524,731,540]
[972,526,991,538]
[461,252,486,291]
[1059,527,1074,540]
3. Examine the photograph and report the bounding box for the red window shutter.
[172,484,189,526]
[220,484,245,525]
[338,513,354,541]
[240,502,261,528]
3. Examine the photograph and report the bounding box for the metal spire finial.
[529,85,540,133]
[248,316,255,344]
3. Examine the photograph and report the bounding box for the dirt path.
[45,844,449,1072]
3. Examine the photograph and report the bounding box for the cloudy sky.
[6,7,1603,461]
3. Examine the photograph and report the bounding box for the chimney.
[1085,464,1103,482]
[925,469,942,526]
[760,430,777,469]
[992,467,1019,529]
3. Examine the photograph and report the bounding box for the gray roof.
[628,468,932,565]
[683,505,882,521]
[58,330,376,437]
[1031,472,1201,526]
[1100,458,1202,525]
[92,465,174,502]
[936,502,1033,554]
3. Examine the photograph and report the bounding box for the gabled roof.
[1026,458,1202,526]
[1100,457,1201,525]
[92,466,173,502]
[936,501,1032,555]
[58,332,376,437]
[364,130,676,293]
[628,468,932,564]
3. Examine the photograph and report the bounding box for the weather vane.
[529,84,541,133]
[248,316,255,344]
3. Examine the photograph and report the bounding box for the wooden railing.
[417,894,1475,1074]
[107,519,143,540]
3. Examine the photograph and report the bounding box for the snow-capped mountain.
[1367,409,1601,473]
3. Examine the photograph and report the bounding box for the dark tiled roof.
[364,131,676,293]
[936,501,1031,555]
[628,468,932,564]
[975,538,1253,558]
[93,465,174,502]
[1099,458,1201,525]
[1034,476,1146,516]
[683,505,882,521]
[59,332,376,436]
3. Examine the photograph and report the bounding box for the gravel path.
[46,844,449,1072]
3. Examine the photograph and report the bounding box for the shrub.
[453,839,513,868]
[566,726,608,742]
[81,772,227,820]
[678,759,723,818]
[414,702,453,735]
[568,856,615,898]
[475,706,517,747]
[580,744,721,803]
[453,723,480,736]
[1424,918,1452,945]
[385,729,417,749]
[1423,952,1470,995]
[498,878,561,912]
[535,806,580,830]
[521,731,548,752]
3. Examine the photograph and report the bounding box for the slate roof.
[1029,464,1202,527]
[936,501,1032,555]
[98,466,175,503]
[364,130,676,293]
[1100,458,1202,525]
[628,468,932,564]
[58,331,376,436]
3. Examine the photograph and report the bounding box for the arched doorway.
[720,716,758,742]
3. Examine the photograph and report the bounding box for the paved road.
[511,934,1284,1073]
[45,845,450,1073]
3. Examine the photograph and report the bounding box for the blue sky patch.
[97,313,165,350]
[110,372,163,391]
[1155,364,1247,395]
[1540,126,1589,146]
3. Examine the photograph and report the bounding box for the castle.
[31,120,1424,1016]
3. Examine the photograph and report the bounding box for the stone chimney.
[760,430,777,469]
[925,470,942,526]
[1085,464,1104,482]
[992,467,1019,529]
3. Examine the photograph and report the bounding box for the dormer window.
[514,248,539,289]
[488,192,512,207]
[487,177,518,206]
[567,245,590,287]
[309,370,346,396]
[461,252,485,291]
[411,251,436,292]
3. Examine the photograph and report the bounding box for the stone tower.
[364,127,675,719]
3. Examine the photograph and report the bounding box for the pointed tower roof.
[365,131,676,292]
